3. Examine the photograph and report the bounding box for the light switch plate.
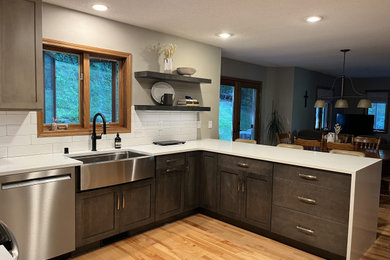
[208,121,212,129]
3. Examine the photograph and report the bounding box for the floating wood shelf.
[134,105,211,112]
[134,71,212,84]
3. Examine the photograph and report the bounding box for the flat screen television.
[336,114,374,136]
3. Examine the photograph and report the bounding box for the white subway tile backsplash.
[6,114,30,124]
[72,135,90,142]
[0,135,31,147]
[30,112,37,125]
[0,115,6,125]
[1,107,198,158]
[7,124,36,136]
[31,135,72,144]
[0,126,6,136]
[0,147,7,158]
[8,144,52,157]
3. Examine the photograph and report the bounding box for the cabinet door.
[242,173,272,230]
[199,152,218,211]
[219,169,241,219]
[119,179,155,232]
[184,152,200,211]
[155,167,184,221]
[76,186,120,247]
[0,0,43,110]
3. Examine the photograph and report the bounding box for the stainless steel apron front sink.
[72,151,155,191]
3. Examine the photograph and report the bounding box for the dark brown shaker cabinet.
[0,0,43,110]
[218,154,273,230]
[155,154,185,221]
[184,152,200,211]
[199,152,218,211]
[76,179,155,247]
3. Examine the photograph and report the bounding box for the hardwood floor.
[72,205,390,260]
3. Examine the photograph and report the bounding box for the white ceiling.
[43,0,390,78]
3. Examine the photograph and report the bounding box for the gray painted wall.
[292,68,335,133]
[42,4,222,139]
[220,58,296,143]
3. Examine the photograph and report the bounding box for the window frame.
[37,39,131,137]
[366,90,389,134]
[314,86,333,130]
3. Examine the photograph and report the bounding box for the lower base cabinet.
[218,154,273,230]
[200,152,218,211]
[74,151,353,259]
[76,179,155,247]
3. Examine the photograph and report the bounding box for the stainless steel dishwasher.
[0,167,75,260]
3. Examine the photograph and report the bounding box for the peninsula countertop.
[0,139,382,176]
[128,139,382,175]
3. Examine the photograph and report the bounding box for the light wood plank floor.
[73,205,390,260]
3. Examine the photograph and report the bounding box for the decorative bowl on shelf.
[176,67,196,76]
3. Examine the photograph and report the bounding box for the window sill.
[37,126,131,137]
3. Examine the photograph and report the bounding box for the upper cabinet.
[0,0,43,110]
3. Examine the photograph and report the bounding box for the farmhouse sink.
[72,151,155,191]
[72,151,149,164]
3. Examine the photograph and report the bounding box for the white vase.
[164,58,173,73]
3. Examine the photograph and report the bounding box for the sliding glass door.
[219,77,261,142]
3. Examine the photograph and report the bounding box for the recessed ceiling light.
[217,33,233,39]
[92,4,108,11]
[306,16,322,23]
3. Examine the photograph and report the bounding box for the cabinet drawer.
[271,205,348,257]
[218,154,273,177]
[273,177,350,224]
[274,164,351,192]
[156,153,186,169]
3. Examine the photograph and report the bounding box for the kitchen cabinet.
[76,179,155,247]
[271,163,351,257]
[0,0,43,110]
[199,152,218,211]
[119,179,155,232]
[155,153,185,221]
[184,152,200,211]
[218,154,273,230]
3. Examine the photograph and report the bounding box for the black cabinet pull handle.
[166,159,178,163]
[296,225,315,235]
[297,196,317,205]
[237,162,249,168]
[166,168,177,173]
[298,173,318,181]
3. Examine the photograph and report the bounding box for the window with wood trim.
[38,39,131,137]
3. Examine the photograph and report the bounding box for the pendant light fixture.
[314,49,371,109]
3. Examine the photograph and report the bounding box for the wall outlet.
[208,121,212,129]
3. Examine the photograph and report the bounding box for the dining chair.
[235,138,257,144]
[337,134,353,143]
[277,143,304,150]
[294,137,323,151]
[353,136,381,152]
[276,132,292,144]
[325,142,355,152]
[329,149,365,157]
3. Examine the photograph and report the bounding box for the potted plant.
[267,108,284,145]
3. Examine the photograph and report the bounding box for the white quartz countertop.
[0,139,382,176]
[0,154,82,177]
[129,139,382,174]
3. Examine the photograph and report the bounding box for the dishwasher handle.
[2,174,71,190]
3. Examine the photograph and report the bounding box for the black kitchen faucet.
[91,113,107,151]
